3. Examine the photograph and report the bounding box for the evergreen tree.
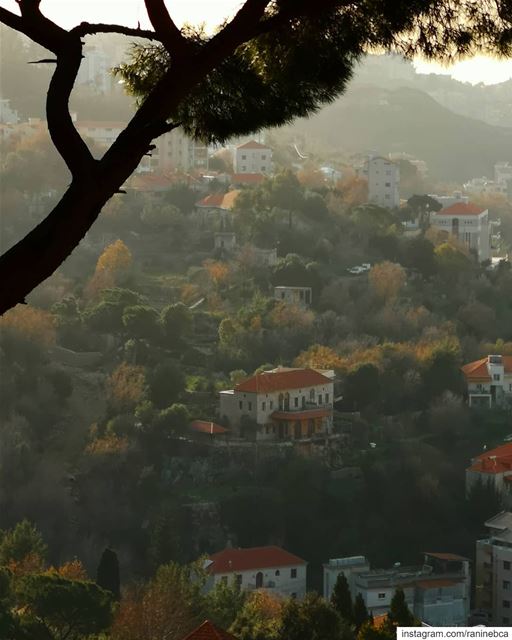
[0,519,47,566]
[387,588,415,627]
[331,572,353,624]
[353,593,371,630]
[96,547,120,601]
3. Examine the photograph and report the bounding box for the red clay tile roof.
[435,202,486,216]
[230,173,265,185]
[190,421,229,435]
[181,620,238,640]
[196,193,225,207]
[424,552,469,562]
[416,579,461,589]
[236,140,269,150]
[208,546,306,573]
[462,356,512,381]
[196,191,239,209]
[271,408,331,421]
[468,443,512,474]
[235,369,331,394]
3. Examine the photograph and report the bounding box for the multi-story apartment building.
[466,444,512,507]
[461,355,512,408]
[323,553,470,626]
[360,156,400,209]
[233,140,272,174]
[219,367,334,440]
[475,512,512,626]
[430,202,491,262]
[205,546,307,599]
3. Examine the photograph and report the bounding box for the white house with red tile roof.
[205,545,306,598]
[461,355,512,408]
[466,444,512,505]
[430,202,491,262]
[219,367,334,440]
[234,140,272,175]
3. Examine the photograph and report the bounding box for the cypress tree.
[330,572,353,624]
[96,547,120,600]
[353,592,371,630]
[388,588,415,627]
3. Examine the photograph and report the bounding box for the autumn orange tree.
[0,0,511,313]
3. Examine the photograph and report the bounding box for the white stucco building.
[360,156,400,208]
[475,512,512,626]
[466,444,512,508]
[219,367,334,440]
[233,140,272,174]
[323,553,470,626]
[274,286,312,307]
[205,546,307,599]
[461,355,512,408]
[430,202,491,262]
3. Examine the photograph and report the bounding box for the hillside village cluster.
[3,41,512,634]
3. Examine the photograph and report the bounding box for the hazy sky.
[2,0,512,85]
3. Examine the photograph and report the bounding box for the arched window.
[284,392,290,411]
[278,393,284,410]
[309,389,315,402]
[275,570,280,576]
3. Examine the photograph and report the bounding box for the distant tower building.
[234,140,272,174]
[361,156,400,208]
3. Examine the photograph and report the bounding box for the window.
[325,393,330,404]
[290,568,297,578]
[235,574,242,587]
[275,570,280,576]
[270,400,273,410]
[294,397,299,408]
[504,580,510,590]
[504,600,511,608]
[262,154,267,160]
[239,401,243,410]
[261,166,266,172]
[241,154,246,159]
[242,165,246,171]
[385,182,391,187]
[505,561,511,570]
[310,389,315,401]
[248,402,252,411]
[378,593,386,600]
[494,374,500,381]
[262,402,266,411]
[318,394,323,405]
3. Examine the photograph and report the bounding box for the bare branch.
[143,0,191,55]
[46,44,97,177]
[72,22,158,40]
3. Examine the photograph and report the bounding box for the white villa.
[219,367,334,440]
[461,355,512,408]
[205,545,307,599]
